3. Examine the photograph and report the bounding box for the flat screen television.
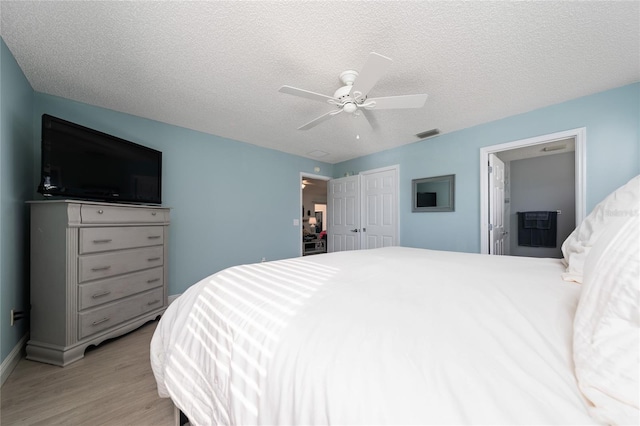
[417,192,437,207]
[38,114,162,204]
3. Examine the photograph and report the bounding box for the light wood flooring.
[1,320,175,425]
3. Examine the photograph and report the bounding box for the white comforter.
[151,247,596,425]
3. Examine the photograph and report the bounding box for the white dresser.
[27,200,170,366]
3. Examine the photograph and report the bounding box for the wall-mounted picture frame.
[412,174,455,212]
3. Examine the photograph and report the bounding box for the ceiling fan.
[279,52,428,130]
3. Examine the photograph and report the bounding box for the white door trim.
[479,128,586,254]
[301,172,331,181]
[359,164,400,176]
[300,173,330,256]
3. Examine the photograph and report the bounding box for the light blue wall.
[1,39,34,362]
[32,93,333,295]
[334,83,640,253]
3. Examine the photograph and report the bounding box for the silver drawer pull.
[147,278,161,284]
[151,212,157,216]
[147,257,161,262]
[92,317,110,326]
[147,235,161,240]
[97,209,104,214]
[92,239,113,244]
[147,300,161,306]
[91,266,111,272]
[92,290,112,299]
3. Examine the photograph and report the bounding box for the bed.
[151,176,639,425]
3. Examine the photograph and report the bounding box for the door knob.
[350,228,359,232]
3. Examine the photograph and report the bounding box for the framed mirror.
[412,174,455,212]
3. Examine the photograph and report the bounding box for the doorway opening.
[301,174,329,256]
[480,128,586,256]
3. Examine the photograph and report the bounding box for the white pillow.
[562,175,640,283]
[573,210,639,425]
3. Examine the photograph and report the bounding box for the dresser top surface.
[27,199,170,209]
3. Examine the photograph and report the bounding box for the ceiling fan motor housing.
[334,70,363,114]
[333,85,353,101]
[332,84,359,114]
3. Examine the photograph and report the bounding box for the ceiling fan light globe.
[343,103,357,114]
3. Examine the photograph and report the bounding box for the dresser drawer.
[78,267,164,310]
[79,246,164,282]
[78,288,164,339]
[80,204,167,224]
[79,226,164,254]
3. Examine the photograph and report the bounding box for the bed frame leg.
[173,405,190,426]
[173,405,181,426]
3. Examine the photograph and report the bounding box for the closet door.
[327,175,361,252]
[327,166,399,253]
[361,167,398,249]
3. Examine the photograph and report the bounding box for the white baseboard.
[168,294,181,305]
[1,333,28,387]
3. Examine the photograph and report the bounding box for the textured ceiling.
[1,1,638,164]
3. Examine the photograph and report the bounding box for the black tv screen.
[38,114,162,204]
[417,192,437,207]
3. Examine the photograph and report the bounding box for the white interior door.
[327,175,361,252]
[489,153,506,255]
[361,167,398,249]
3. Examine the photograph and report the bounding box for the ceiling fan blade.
[361,109,379,130]
[298,109,342,130]
[365,94,428,110]
[350,52,393,101]
[279,85,334,103]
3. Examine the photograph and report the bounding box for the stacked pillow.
[561,175,640,283]
[570,175,639,425]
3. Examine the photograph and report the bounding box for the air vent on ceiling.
[308,150,329,158]
[416,128,440,139]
